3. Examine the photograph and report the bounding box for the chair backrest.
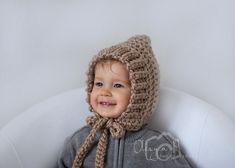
[0,87,235,168]
[150,87,235,168]
[0,87,90,168]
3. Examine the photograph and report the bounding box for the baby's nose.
[100,89,112,96]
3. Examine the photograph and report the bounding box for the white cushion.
[151,87,235,168]
[0,87,235,168]
[0,88,89,168]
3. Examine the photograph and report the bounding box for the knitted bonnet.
[72,35,160,168]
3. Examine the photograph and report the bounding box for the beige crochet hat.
[72,35,160,168]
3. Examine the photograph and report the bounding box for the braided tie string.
[105,119,125,138]
[95,128,108,168]
[72,117,107,168]
[72,114,125,168]
[87,115,125,138]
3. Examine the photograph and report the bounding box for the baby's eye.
[114,83,124,88]
[94,82,103,87]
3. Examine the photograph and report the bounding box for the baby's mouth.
[99,101,116,107]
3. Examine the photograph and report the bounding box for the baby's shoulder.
[69,125,92,143]
[72,125,92,135]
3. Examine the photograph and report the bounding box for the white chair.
[0,87,235,168]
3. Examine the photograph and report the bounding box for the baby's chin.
[95,110,122,119]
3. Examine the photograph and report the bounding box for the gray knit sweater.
[57,125,192,168]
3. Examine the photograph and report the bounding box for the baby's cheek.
[90,94,97,108]
[119,99,129,110]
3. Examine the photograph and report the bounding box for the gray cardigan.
[57,125,192,168]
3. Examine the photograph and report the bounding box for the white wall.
[0,0,234,129]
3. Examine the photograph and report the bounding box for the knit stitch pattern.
[72,35,160,168]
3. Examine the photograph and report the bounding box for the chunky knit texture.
[72,35,160,168]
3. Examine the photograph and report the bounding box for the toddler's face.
[90,61,131,118]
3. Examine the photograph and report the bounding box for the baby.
[57,35,192,168]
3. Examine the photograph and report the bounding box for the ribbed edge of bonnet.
[85,34,160,131]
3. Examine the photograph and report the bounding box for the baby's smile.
[99,101,117,107]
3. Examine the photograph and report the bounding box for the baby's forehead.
[96,59,121,66]
[94,59,130,81]
[95,59,126,70]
